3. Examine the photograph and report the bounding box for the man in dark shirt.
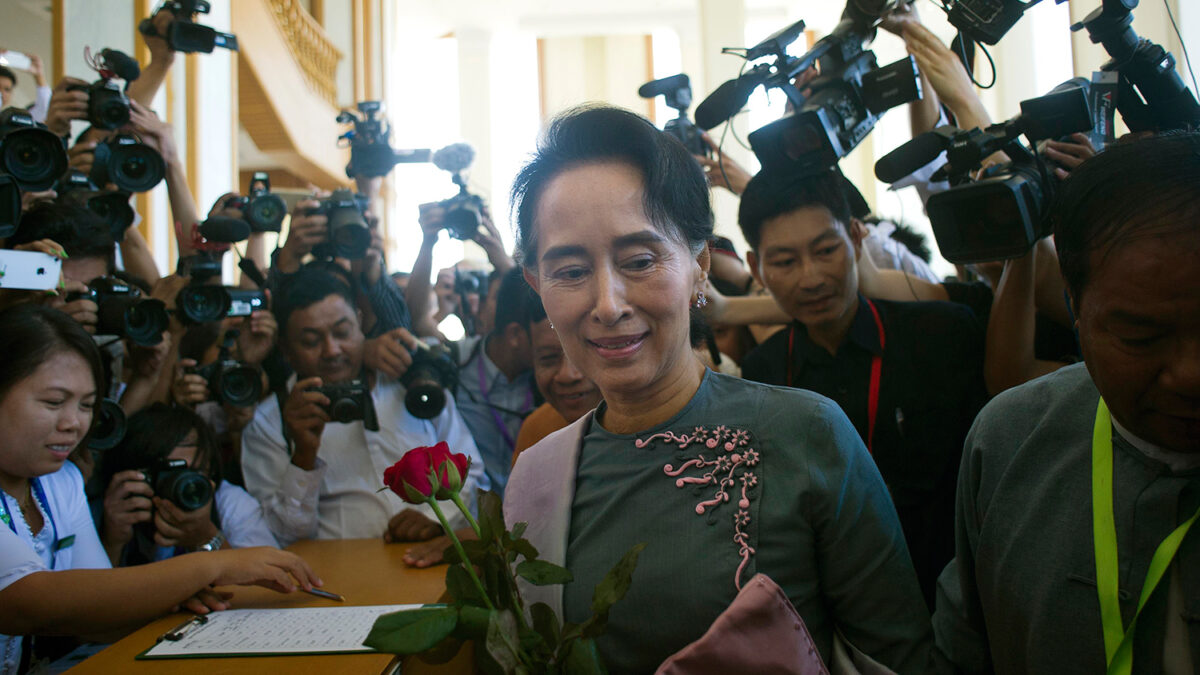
[737,169,987,606]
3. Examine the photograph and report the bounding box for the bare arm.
[405,204,445,338]
[120,226,161,286]
[984,245,1068,395]
[857,244,949,302]
[126,101,199,261]
[701,280,789,325]
[126,11,176,107]
[881,3,942,137]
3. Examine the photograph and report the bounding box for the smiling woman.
[503,106,934,674]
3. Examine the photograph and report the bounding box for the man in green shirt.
[934,132,1200,673]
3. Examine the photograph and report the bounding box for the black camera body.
[638,74,708,158]
[188,333,263,408]
[943,0,1041,45]
[431,143,485,240]
[312,378,379,430]
[67,276,168,346]
[176,283,265,324]
[0,107,68,193]
[139,0,239,54]
[91,134,165,193]
[400,342,458,419]
[58,170,136,242]
[68,79,131,131]
[226,172,286,233]
[146,458,213,511]
[307,188,371,260]
[337,101,431,179]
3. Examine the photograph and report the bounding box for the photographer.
[240,268,487,546]
[99,404,276,567]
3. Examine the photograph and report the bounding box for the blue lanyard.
[0,479,59,568]
[475,349,532,451]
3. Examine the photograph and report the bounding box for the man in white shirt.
[242,268,488,546]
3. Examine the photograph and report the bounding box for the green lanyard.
[1092,397,1200,675]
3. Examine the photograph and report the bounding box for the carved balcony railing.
[266,0,343,106]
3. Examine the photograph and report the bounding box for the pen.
[304,587,345,602]
[158,615,208,642]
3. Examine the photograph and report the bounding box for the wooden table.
[69,539,471,674]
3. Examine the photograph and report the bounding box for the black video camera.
[400,341,458,419]
[139,0,239,54]
[306,188,371,260]
[696,2,921,177]
[638,73,708,157]
[67,276,168,346]
[90,134,165,193]
[337,101,432,179]
[65,49,141,131]
[145,458,213,511]
[0,107,68,193]
[57,170,136,242]
[176,281,266,324]
[226,172,286,233]
[311,378,379,431]
[187,331,263,407]
[432,143,485,240]
[876,80,1094,263]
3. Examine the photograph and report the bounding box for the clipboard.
[136,604,422,659]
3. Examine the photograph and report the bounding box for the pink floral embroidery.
[636,425,759,589]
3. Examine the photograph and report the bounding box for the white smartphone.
[0,51,33,71]
[0,250,63,291]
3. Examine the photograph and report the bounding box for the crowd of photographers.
[0,0,1197,671]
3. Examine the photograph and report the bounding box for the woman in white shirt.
[99,403,278,565]
[0,305,321,675]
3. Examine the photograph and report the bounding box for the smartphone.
[0,250,63,291]
[0,51,33,71]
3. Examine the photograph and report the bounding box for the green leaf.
[478,489,504,542]
[485,609,521,673]
[561,637,607,675]
[511,521,528,540]
[445,562,483,605]
[363,606,458,654]
[460,538,492,562]
[517,559,574,586]
[591,542,646,616]
[530,602,560,647]
[512,537,539,562]
[454,605,492,640]
[416,635,465,665]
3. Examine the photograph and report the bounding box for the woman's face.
[0,350,96,480]
[166,431,201,469]
[526,161,706,401]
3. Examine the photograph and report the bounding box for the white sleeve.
[58,463,110,570]
[433,390,489,526]
[0,528,45,592]
[27,85,52,123]
[240,404,325,547]
[214,482,279,549]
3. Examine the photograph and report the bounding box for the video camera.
[225,172,286,233]
[0,107,68,194]
[176,219,267,323]
[66,48,140,131]
[336,101,432,178]
[57,170,136,242]
[401,341,458,420]
[138,0,239,54]
[187,330,263,407]
[306,188,372,260]
[431,143,485,241]
[694,1,921,177]
[66,276,169,346]
[638,73,708,157]
[876,81,1096,263]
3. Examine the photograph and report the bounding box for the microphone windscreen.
[432,143,475,174]
[200,216,251,243]
[875,131,947,183]
[100,48,141,82]
[695,77,757,131]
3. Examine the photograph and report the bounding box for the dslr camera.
[138,0,239,54]
[90,134,166,193]
[145,458,213,511]
[311,378,380,431]
[67,276,169,346]
[187,331,263,408]
[638,73,708,157]
[400,341,458,419]
[432,143,485,241]
[66,49,141,131]
[307,188,372,260]
[225,172,286,233]
[89,398,128,451]
[0,108,68,194]
[336,101,431,178]
[57,170,135,242]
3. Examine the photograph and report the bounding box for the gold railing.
[266,0,343,106]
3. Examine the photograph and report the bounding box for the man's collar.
[788,294,882,363]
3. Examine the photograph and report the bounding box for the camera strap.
[786,297,886,454]
[475,348,534,452]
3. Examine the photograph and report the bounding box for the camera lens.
[217,364,262,408]
[156,469,213,512]
[112,144,164,192]
[87,192,135,241]
[248,193,286,232]
[124,299,168,346]
[329,396,362,423]
[404,376,446,419]
[1,127,68,192]
[443,203,481,241]
[177,285,231,324]
[89,399,127,450]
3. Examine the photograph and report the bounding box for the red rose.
[383,442,471,504]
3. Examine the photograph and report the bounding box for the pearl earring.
[695,291,708,309]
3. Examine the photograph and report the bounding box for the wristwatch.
[193,531,226,552]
